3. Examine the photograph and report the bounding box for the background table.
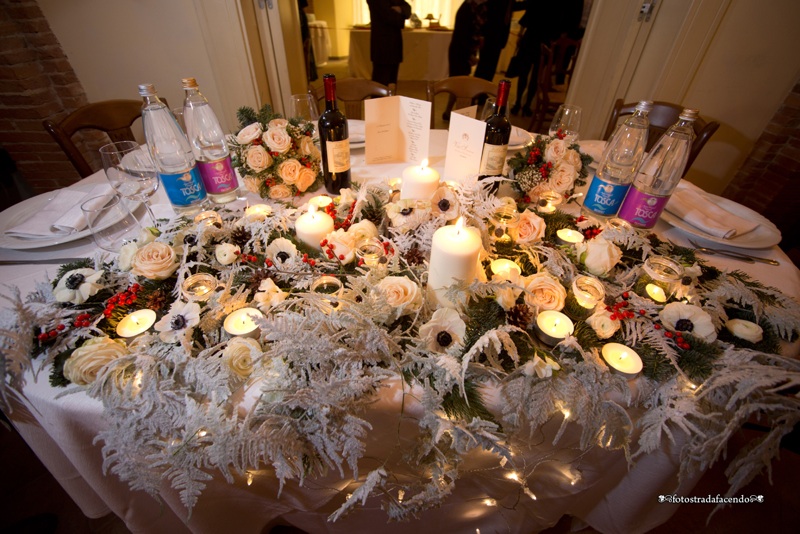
[348,28,452,81]
[1,132,798,533]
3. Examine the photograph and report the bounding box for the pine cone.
[507,304,533,329]
[404,244,425,266]
[230,227,252,249]
[145,289,169,312]
[247,268,274,294]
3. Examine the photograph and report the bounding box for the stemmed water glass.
[100,140,159,227]
[290,93,320,136]
[549,104,582,143]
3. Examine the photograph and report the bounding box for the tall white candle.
[295,204,334,249]
[116,309,156,338]
[401,158,440,200]
[428,217,482,308]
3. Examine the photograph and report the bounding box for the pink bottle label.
[617,189,669,228]
[197,157,237,194]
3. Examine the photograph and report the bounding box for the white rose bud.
[586,308,621,339]
[725,319,763,343]
[377,276,423,317]
[222,337,261,379]
[235,122,263,144]
[118,242,138,271]
[131,242,179,280]
[576,237,622,277]
[215,243,240,265]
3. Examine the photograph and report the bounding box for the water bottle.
[139,83,209,216]
[181,77,239,204]
[582,101,652,218]
[617,109,698,229]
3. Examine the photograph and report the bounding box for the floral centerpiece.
[1,178,799,525]
[229,104,322,200]
[507,133,593,201]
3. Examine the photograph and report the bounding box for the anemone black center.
[400,207,414,216]
[65,273,85,290]
[675,318,694,332]
[538,199,548,208]
[437,199,451,212]
[171,314,187,330]
[183,235,197,246]
[681,276,692,286]
[494,228,505,238]
[276,251,290,263]
[436,331,453,347]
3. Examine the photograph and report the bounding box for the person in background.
[443,0,488,120]
[367,0,412,86]
[298,0,317,83]
[473,0,523,83]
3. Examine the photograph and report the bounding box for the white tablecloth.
[308,20,331,66]
[1,133,798,533]
[348,28,452,81]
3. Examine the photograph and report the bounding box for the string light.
[346,493,353,501]
[483,498,497,507]
[505,471,520,482]
[198,429,208,437]
[562,408,571,420]
[523,487,537,501]
[133,370,143,390]
[397,489,405,503]
[246,472,254,486]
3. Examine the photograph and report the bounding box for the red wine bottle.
[318,74,351,194]
[479,79,512,181]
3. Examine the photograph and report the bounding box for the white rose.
[118,242,138,271]
[523,272,567,312]
[131,242,179,280]
[512,209,546,244]
[299,136,316,156]
[278,158,302,184]
[263,127,292,154]
[725,319,763,343]
[586,308,621,339]
[268,118,289,130]
[137,227,159,245]
[253,278,288,312]
[347,219,379,244]
[522,355,561,378]
[326,228,358,264]
[295,167,317,192]
[54,268,104,305]
[576,237,622,277]
[544,139,567,164]
[564,149,583,171]
[222,337,261,379]
[268,184,292,199]
[245,145,272,172]
[63,337,128,386]
[548,162,577,193]
[235,122,263,144]
[377,276,423,316]
[215,243,240,265]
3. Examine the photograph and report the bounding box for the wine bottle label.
[617,188,669,228]
[584,175,631,215]
[479,143,508,176]
[197,156,237,194]
[159,167,207,206]
[325,139,351,173]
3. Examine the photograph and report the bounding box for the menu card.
[443,112,486,184]
[364,96,431,165]
[451,105,478,119]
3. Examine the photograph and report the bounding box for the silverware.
[0,258,85,266]
[688,239,780,266]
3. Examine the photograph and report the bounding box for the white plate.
[661,193,781,249]
[348,119,366,149]
[576,139,607,164]
[509,127,534,150]
[0,184,140,250]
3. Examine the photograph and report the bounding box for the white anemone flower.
[385,200,429,232]
[658,302,717,343]
[418,308,466,353]
[54,268,104,305]
[265,237,298,267]
[431,186,459,220]
[154,301,201,343]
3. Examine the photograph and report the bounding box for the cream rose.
[215,243,240,265]
[299,136,316,156]
[263,127,292,154]
[118,242,138,271]
[548,162,577,193]
[326,228,358,265]
[235,122,263,144]
[586,308,621,339]
[347,219,379,244]
[512,209,546,244]
[63,337,128,386]
[576,237,622,277]
[268,184,292,200]
[222,337,261,379]
[523,272,567,312]
[563,149,583,171]
[254,278,288,312]
[268,118,289,130]
[295,167,317,192]
[243,175,262,194]
[544,138,567,164]
[131,242,179,280]
[278,158,302,185]
[245,145,272,172]
[725,319,763,343]
[377,276,423,316]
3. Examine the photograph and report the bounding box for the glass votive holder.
[489,203,520,243]
[194,210,223,229]
[310,275,343,313]
[181,273,218,301]
[572,275,605,310]
[536,190,563,214]
[355,238,387,268]
[606,217,632,231]
[636,256,683,303]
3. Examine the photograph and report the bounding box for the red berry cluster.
[37,313,93,342]
[234,250,259,263]
[554,128,565,140]
[300,253,316,267]
[583,226,603,240]
[664,330,691,350]
[325,201,356,231]
[606,292,636,321]
[104,284,141,317]
[320,239,345,261]
[576,215,587,223]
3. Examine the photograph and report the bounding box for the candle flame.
[455,216,465,233]
[308,203,317,216]
[420,158,429,169]
[620,352,627,360]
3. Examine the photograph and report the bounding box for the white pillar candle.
[535,310,574,346]
[428,217,482,308]
[401,158,440,200]
[116,309,157,338]
[490,259,521,281]
[601,343,643,378]
[645,283,668,303]
[244,204,273,221]
[223,307,265,338]
[308,195,333,209]
[556,228,585,245]
[295,204,334,249]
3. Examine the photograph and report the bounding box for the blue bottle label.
[584,175,631,215]
[159,167,207,206]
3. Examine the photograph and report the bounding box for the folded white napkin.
[5,183,115,239]
[665,180,759,239]
[348,120,366,143]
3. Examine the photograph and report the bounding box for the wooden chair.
[426,76,497,128]
[42,99,161,178]
[309,78,395,120]
[602,99,720,176]
[527,35,582,133]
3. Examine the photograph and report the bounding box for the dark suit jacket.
[367,0,412,64]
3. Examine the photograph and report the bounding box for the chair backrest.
[602,99,720,176]
[538,35,582,94]
[309,78,395,120]
[426,76,497,127]
[42,99,155,178]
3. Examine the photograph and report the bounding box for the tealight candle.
[645,283,668,303]
[638,256,682,303]
[244,204,273,221]
[428,217,482,308]
[295,204,334,249]
[401,158,440,200]
[181,273,217,302]
[490,259,521,281]
[536,191,562,214]
[388,177,403,192]
[535,310,574,346]
[223,307,264,338]
[489,203,520,243]
[571,275,605,309]
[355,238,387,268]
[556,228,585,245]
[116,309,157,338]
[308,195,333,209]
[601,343,643,378]
[193,210,222,229]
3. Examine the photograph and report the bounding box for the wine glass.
[289,93,320,134]
[480,96,510,121]
[100,140,159,228]
[549,104,582,143]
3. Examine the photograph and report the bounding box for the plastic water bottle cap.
[679,109,699,120]
[138,84,156,97]
[635,101,653,112]
[181,78,199,89]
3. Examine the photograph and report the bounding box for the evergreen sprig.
[638,343,677,382]
[462,297,506,351]
[441,380,497,426]
[677,334,722,383]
